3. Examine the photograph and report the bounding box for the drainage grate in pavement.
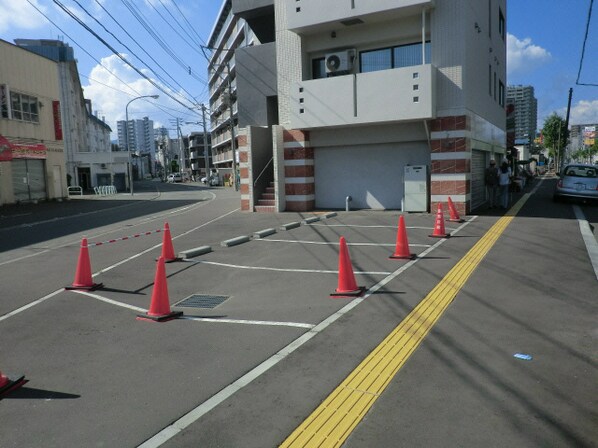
[173,294,229,309]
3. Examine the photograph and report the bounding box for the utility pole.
[201,104,210,180]
[563,87,573,169]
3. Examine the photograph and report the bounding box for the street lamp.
[126,94,159,195]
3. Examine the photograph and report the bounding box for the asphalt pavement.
[0,177,596,448]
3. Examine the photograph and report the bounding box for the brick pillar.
[429,115,471,215]
[237,130,251,211]
[283,129,314,212]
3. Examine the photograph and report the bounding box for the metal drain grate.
[174,294,229,309]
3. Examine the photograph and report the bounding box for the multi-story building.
[569,123,597,163]
[117,117,155,179]
[506,85,537,144]
[189,131,212,180]
[14,39,118,191]
[0,39,67,204]
[215,0,507,214]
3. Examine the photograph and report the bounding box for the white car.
[167,173,182,183]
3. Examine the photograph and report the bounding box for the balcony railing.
[287,0,433,34]
[290,64,435,129]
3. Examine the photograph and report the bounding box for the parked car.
[167,173,182,183]
[553,164,598,202]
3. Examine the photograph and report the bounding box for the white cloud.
[507,33,552,76]
[0,0,48,33]
[82,54,162,135]
[557,99,598,125]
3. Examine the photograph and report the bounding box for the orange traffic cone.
[429,203,450,238]
[390,215,416,259]
[447,197,464,223]
[65,238,103,290]
[160,222,180,263]
[330,236,366,298]
[0,369,26,397]
[137,256,183,322]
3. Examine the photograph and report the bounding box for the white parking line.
[0,289,63,323]
[71,290,314,329]
[255,239,432,248]
[187,260,392,276]
[307,223,459,231]
[137,216,477,448]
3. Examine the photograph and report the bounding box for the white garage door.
[315,144,428,210]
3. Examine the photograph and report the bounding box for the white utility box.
[403,165,428,212]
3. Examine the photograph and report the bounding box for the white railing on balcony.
[287,0,433,33]
[290,64,435,129]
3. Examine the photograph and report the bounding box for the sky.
[0,0,597,140]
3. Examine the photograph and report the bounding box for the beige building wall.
[0,39,66,204]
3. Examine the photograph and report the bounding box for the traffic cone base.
[0,372,27,397]
[330,286,366,299]
[136,311,183,322]
[65,282,103,291]
[389,253,416,260]
[137,256,183,323]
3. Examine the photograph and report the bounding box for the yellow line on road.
[280,196,528,448]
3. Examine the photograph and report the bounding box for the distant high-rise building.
[507,85,538,143]
[117,117,155,157]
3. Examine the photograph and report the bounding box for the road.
[0,177,596,448]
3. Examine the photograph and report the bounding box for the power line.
[85,0,202,104]
[149,0,204,53]
[119,0,205,85]
[169,0,208,48]
[52,0,201,114]
[576,0,598,87]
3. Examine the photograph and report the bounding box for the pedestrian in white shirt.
[498,160,512,209]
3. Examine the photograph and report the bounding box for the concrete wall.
[236,42,278,127]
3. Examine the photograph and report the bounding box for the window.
[360,48,392,73]
[498,80,505,107]
[359,41,430,74]
[489,65,492,96]
[498,8,505,40]
[10,92,39,123]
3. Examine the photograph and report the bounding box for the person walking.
[498,160,512,209]
[485,159,499,208]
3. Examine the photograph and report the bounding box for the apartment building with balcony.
[506,85,537,144]
[220,0,507,213]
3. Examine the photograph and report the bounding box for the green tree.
[541,113,568,171]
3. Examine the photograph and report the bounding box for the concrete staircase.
[254,182,276,213]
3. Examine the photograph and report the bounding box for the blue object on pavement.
[513,353,533,361]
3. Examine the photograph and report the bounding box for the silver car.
[553,164,598,202]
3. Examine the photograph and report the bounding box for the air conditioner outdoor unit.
[100,163,106,169]
[325,49,356,74]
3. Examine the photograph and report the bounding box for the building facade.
[215,0,507,214]
[506,85,537,144]
[0,39,67,205]
[14,39,119,192]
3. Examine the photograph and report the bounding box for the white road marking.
[255,238,431,248]
[137,217,477,448]
[572,205,598,281]
[0,289,63,323]
[71,291,315,329]
[187,260,391,276]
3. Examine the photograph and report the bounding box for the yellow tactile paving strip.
[281,200,526,448]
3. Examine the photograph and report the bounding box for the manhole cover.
[174,294,229,309]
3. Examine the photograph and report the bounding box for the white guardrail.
[67,186,83,196]
[93,185,117,196]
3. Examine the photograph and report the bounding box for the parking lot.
[1,178,597,447]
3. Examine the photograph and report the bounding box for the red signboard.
[0,134,46,160]
[0,135,12,161]
[53,100,63,140]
